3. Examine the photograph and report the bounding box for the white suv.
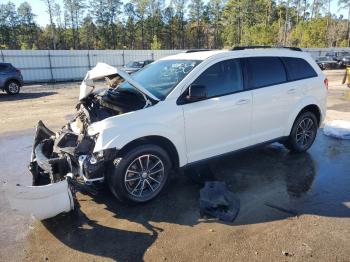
[8,48,327,219]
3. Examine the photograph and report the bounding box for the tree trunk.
[71,16,76,49]
[141,18,144,49]
[111,15,116,49]
[296,0,300,24]
[303,0,307,21]
[197,10,200,48]
[46,0,56,49]
[348,5,350,47]
[284,1,289,46]
[75,10,80,49]
[181,13,185,49]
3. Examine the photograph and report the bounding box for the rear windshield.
[282,57,317,81]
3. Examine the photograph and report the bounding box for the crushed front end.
[30,120,111,187]
[6,63,156,220]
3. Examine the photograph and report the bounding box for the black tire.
[284,111,318,153]
[5,80,20,95]
[107,144,172,204]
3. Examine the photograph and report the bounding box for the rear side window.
[282,57,317,81]
[192,59,243,98]
[245,57,287,89]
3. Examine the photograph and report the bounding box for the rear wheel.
[107,144,172,204]
[285,111,318,153]
[5,80,20,95]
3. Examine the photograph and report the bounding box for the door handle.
[287,88,296,94]
[235,99,250,105]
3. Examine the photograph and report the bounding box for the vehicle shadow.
[41,135,350,261]
[0,92,57,101]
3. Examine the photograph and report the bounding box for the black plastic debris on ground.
[199,181,240,222]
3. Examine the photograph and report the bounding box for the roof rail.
[231,46,302,52]
[185,49,213,53]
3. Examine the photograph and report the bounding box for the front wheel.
[5,80,20,95]
[284,112,318,153]
[107,144,172,204]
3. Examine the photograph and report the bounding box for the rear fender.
[284,97,323,137]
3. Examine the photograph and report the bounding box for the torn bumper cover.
[6,121,111,220]
[6,180,74,220]
[6,122,76,220]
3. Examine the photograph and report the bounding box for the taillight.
[15,68,21,73]
[324,78,328,90]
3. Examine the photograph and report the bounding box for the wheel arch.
[296,104,321,126]
[285,102,322,136]
[118,135,180,170]
[5,78,21,87]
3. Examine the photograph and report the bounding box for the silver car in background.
[122,60,154,74]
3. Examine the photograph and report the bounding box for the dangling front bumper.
[4,121,77,220]
[5,179,74,220]
[5,116,116,220]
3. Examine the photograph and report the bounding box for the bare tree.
[188,0,204,48]
[173,0,187,49]
[42,0,57,49]
[132,0,149,49]
[64,0,85,49]
[107,0,122,49]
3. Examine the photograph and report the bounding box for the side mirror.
[187,84,207,101]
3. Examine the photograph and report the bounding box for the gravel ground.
[0,70,350,262]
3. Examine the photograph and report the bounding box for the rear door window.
[245,57,287,89]
[282,57,318,81]
[192,59,243,98]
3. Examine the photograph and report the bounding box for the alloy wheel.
[124,154,165,199]
[295,117,315,148]
[8,82,19,94]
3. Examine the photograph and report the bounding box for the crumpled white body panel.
[5,179,74,220]
[79,62,159,101]
[323,120,350,140]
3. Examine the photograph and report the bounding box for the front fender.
[283,96,324,136]
[94,123,187,166]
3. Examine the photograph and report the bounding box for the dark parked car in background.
[340,56,350,67]
[0,63,23,95]
[315,56,340,70]
[122,60,154,74]
[325,51,350,67]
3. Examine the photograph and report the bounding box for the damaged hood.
[79,62,160,102]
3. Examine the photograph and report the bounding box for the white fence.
[0,50,183,83]
[303,47,350,59]
[0,48,349,83]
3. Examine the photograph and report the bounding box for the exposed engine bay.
[31,68,154,187]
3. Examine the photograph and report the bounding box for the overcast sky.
[7,0,349,27]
